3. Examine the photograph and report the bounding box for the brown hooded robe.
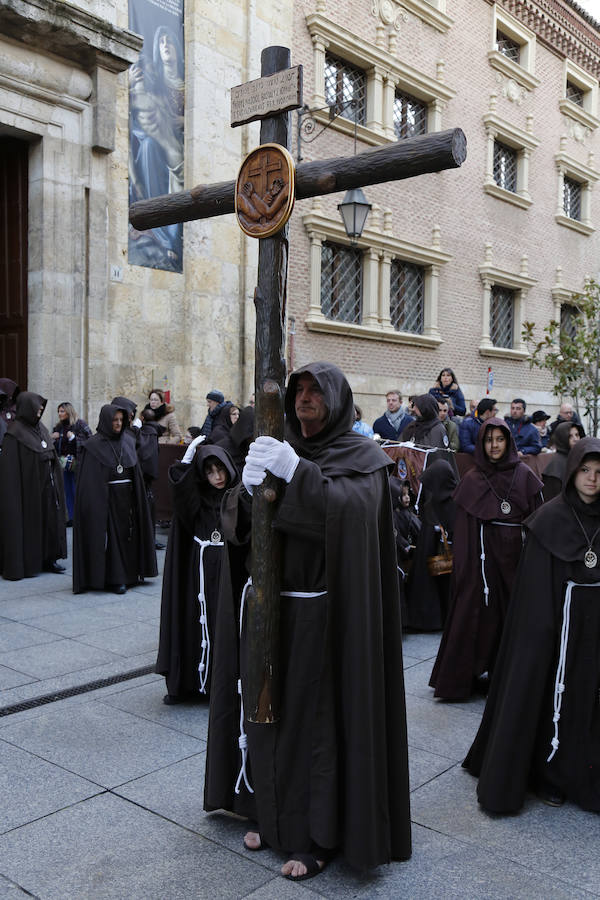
[204,362,411,870]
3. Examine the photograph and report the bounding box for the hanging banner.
[128,0,184,273]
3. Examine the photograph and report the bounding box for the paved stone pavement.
[1,530,599,899]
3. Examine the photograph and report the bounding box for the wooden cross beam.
[129,46,467,726]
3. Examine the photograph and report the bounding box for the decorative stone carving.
[495,73,526,106]
[371,0,408,32]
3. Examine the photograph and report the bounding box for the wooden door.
[0,137,28,388]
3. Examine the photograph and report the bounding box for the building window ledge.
[487,51,540,92]
[484,182,532,209]
[397,0,453,34]
[478,343,529,360]
[559,99,600,132]
[555,213,595,235]
[308,108,389,146]
[305,314,443,347]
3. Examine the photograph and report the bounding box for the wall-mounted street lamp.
[297,99,371,241]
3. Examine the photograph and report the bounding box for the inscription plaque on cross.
[129,46,467,725]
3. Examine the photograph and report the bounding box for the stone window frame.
[393,0,453,34]
[303,201,450,349]
[488,5,540,93]
[479,248,536,360]
[306,12,454,147]
[559,60,600,133]
[554,148,599,236]
[483,109,540,209]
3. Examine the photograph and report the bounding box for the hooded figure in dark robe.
[72,404,157,594]
[208,405,255,472]
[0,378,19,424]
[400,393,449,449]
[0,392,67,580]
[403,459,457,632]
[542,420,585,501]
[156,444,239,702]
[204,361,411,877]
[429,418,543,700]
[464,437,600,813]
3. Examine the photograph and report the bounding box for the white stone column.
[480,277,494,350]
[312,36,328,108]
[430,98,443,133]
[519,148,531,200]
[556,164,565,216]
[380,251,393,328]
[308,232,324,317]
[583,181,593,227]
[363,247,381,327]
[485,126,496,187]
[424,265,441,340]
[367,65,385,134]
[383,75,396,140]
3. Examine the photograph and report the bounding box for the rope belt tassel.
[235,577,254,795]
[193,536,223,694]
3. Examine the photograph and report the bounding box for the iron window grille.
[493,141,518,193]
[321,242,363,324]
[390,260,425,334]
[560,303,579,343]
[490,285,515,348]
[563,177,582,220]
[496,30,521,64]
[324,54,367,126]
[393,91,427,141]
[566,82,584,107]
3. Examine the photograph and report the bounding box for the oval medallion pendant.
[500,500,511,515]
[116,464,124,475]
[584,549,597,568]
[211,530,222,544]
[41,440,47,448]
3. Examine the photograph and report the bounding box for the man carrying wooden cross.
[204,360,412,879]
[131,45,465,880]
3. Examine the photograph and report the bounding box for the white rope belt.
[280,589,326,598]
[479,521,525,607]
[108,479,132,484]
[193,536,223,694]
[547,580,598,762]
[235,577,254,795]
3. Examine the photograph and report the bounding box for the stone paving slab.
[0,592,78,622]
[0,739,102,833]
[0,621,63,653]
[99,678,209,740]
[401,631,443,660]
[0,665,36,692]
[405,692,481,762]
[0,636,123,680]
[77,621,160,656]
[23,603,144,638]
[0,699,205,788]
[0,792,274,900]
[411,764,600,888]
[0,874,33,898]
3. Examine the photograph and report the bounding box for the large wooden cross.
[130,46,467,725]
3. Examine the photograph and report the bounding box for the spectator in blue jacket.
[429,368,466,417]
[504,398,541,456]
[373,390,413,440]
[353,404,375,438]
[459,398,498,454]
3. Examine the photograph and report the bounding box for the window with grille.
[496,30,521,64]
[493,141,518,192]
[566,81,584,107]
[393,91,427,141]
[560,303,579,343]
[563,177,582,220]
[324,54,367,126]
[320,242,362,324]
[390,261,424,334]
[490,285,514,348]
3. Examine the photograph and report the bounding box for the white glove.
[242,456,266,495]
[132,417,142,430]
[251,436,300,483]
[182,434,205,463]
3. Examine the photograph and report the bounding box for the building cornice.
[496,0,600,79]
[0,0,143,74]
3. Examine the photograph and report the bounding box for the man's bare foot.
[281,856,325,879]
[243,831,262,850]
